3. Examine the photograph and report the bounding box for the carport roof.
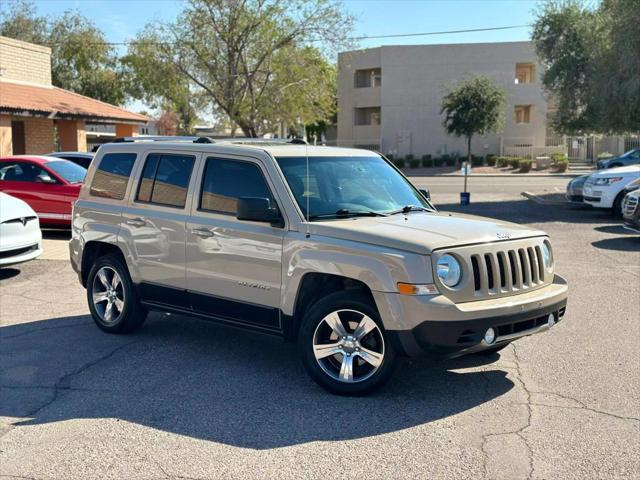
[0,80,148,124]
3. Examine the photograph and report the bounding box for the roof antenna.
[305,143,311,238]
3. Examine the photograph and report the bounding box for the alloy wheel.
[92,266,125,324]
[312,309,385,383]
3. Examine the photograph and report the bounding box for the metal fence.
[502,135,640,162]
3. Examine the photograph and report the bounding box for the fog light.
[484,328,496,345]
[547,313,555,327]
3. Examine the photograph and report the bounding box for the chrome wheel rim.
[312,309,385,383]
[92,266,125,325]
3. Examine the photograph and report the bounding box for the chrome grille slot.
[450,237,552,302]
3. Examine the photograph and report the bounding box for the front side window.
[200,158,274,215]
[275,156,429,219]
[90,153,137,200]
[0,161,56,183]
[136,153,194,208]
[45,160,86,184]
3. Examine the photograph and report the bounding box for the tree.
[0,0,127,105]
[441,76,506,191]
[532,0,640,135]
[130,0,352,137]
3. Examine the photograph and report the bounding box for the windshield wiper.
[388,205,431,215]
[309,209,389,220]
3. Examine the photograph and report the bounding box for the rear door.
[185,155,285,329]
[121,151,198,305]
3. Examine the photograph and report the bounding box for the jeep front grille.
[470,246,545,293]
[432,237,553,303]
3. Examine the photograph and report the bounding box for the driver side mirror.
[237,197,284,228]
[419,188,431,200]
[37,173,57,184]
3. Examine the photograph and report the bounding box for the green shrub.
[487,154,497,167]
[409,158,420,168]
[444,154,456,167]
[392,158,405,168]
[495,156,509,168]
[551,153,567,162]
[386,154,394,161]
[434,157,444,167]
[421,154,433,167]
[472,155,484,167]
[518,159,532,172]
[555,159,569,172]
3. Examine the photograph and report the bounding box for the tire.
[86,253,147,334]
[298,291,396,396]
[612,191,625,218]
[475,342,511,356]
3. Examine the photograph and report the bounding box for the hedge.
[487,154,497,167]
[555,159,569,172]
[421,154,433,167]
[518,159,532,173]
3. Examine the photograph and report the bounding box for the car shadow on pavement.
[438,198,616,225]
[0,313,513,449]
[0,267,21,280]
[591,237,640,251]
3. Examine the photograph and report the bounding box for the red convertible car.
[0,155,86,227]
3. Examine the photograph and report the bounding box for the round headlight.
[541,242,553,271]
[436,254,462,287]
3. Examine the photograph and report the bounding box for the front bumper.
[375,274,568,357]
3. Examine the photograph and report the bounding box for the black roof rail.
[223,137,308,145]
[111,136,215,144]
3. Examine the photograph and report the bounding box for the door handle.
[126,217,146,227]
[191,228,214,238]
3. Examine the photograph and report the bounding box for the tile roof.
[0,81,148,124]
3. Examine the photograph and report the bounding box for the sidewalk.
[402,167,581,178]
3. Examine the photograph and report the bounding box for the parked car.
[46,151,94,169]
[596,148,640,170]
[70,139,568,395]
[0,192,42,266]
[621,179,640,233]
[566,174,590,203]
[0,156,86,227]
[583,165,640,215]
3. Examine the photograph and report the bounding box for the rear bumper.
[374,274,568,357]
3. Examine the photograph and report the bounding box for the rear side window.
[200,158,274,214]
[136,153,194,208]
[90,153,137,200]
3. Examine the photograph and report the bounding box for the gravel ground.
[1,177,638,480]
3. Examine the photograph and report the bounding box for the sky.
[23,0,541,50]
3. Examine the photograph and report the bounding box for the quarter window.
[0,162,54,183]
[90,153,137,200]
[136,153,195,208]
[200,158,274,215]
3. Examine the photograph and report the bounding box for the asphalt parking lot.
[1,176,638,480]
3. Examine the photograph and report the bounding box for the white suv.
[583,165,640,214]
[70,138,567,395]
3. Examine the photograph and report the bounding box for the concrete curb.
[521,191,570,206]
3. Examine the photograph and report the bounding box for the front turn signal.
[397,283,439,295]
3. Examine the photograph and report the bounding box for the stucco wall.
[338,41,549,157]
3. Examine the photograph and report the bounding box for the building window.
[354,68,382,88]
[514,105,533,124]
[354,107,381,126]
[515,63,535,84]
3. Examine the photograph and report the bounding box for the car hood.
[307,211,547,254]
[0,192,37,223]
[590,165,640,177]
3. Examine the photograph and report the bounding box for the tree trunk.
[465,135,472,193]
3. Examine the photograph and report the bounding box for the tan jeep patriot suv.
[70,138,568,395]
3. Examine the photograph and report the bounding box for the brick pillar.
[0,115,12,156]
[24,117,55,154]
[115,124,139,138]
[57,119,87,152]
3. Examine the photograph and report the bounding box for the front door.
[121,151,197,305]
[186,156,285,329]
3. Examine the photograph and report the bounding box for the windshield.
[275,156,430,219]
[45,160,86,184]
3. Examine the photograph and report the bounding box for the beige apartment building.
[338,41,557,158]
